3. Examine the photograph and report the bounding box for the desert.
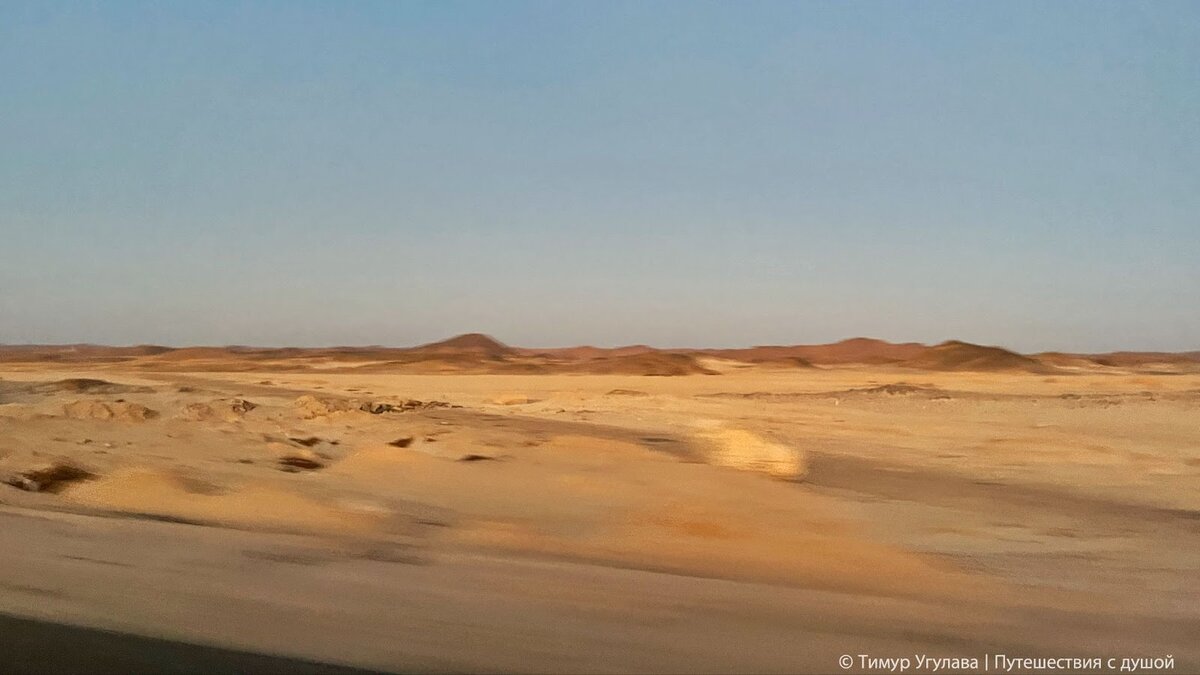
[1,335,1197,672]
[5,3,1198,672]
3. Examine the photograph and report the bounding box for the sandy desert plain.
[0,334,1197,673]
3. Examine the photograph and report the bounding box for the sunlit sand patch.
[691,423,807,479]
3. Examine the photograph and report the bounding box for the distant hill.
[519,345,658,359]
[1031,350,1200,372]
[900,341,1049,373]
[796,333,926,362]
[3,334,1196,375]
[1086,351,1200,368]
[791,337,928,365]
[411,333,514,359]
[0,344,173,363]
[1032,352,1103,369]
[695,337,923,366]
[567,352,717,376]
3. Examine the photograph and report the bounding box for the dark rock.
[5,463,95,493]
[278,456,324,471]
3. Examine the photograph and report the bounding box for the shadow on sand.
[0,612,390,675]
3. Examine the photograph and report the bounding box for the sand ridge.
[62,467,390,534]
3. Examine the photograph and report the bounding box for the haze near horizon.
[2,1,1197,352]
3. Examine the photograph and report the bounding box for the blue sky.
[2,1,1197,351]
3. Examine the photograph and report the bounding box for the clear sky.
[2,1,1197,352]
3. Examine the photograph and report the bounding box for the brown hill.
[901,341,1049,373]
[700,338,924,366]
[1033,352,1107,369]
[1086,351,1200,368]
[520,345,658,359]
[143,347,244,361]
[747,354,817,368]
[694,347,815,367]
[411,333,513,359]
[1027,350,1200,373]
[0,344,173,363]
[793,338,928,365]
[569,352,717,376]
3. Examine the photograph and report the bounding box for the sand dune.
[63,468,387,534]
